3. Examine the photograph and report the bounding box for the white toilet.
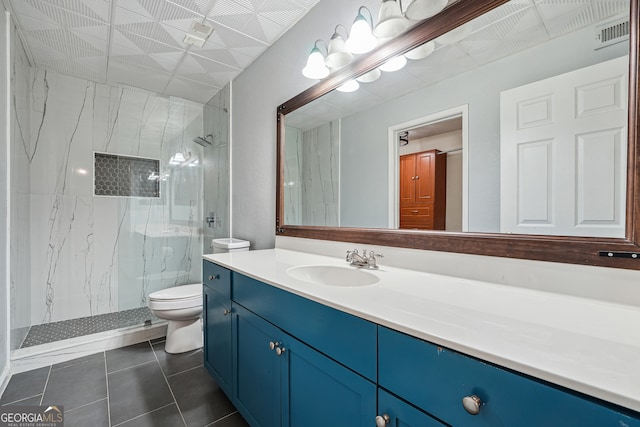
[148,284,203,354]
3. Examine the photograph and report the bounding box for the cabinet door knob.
[462,395,482,415]
[269,341,280,350]
[375,414,390,427]
[208,274,219,280]
[415,175,419,180]
[223,309,230,315]
[275,346,286,356]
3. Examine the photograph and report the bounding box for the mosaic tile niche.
[94,153,160,198]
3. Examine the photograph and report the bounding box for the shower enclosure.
[8,24,230,354]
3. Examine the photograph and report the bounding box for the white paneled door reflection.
[500,55,628,237]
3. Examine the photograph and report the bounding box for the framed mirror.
[276,0,640,270]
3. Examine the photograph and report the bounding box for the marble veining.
[15,69,206,325]
[284,120,339,226]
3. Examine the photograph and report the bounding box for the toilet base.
[164,317,203,354]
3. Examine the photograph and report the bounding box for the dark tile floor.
[1,339,249,427]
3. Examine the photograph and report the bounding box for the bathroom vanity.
[202,249,640,427]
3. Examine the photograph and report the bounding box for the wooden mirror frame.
[276,0,640,270]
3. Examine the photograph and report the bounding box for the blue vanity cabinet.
[203,261,233,396]
[232,303,376,427]
[203,282,232,395]
[378,326,640,427]
[377,389,446,427]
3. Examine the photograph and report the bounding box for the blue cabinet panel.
[377,389,446,427]
[378,326,640,427]
[232,303,282,427]
[232,272,377,381]
[203,260,231,297]
[203,284,232,395]
[284,333,376,427]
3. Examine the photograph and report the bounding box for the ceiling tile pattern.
[9,0,319,103]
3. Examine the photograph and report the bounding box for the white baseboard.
[10,322,167,374]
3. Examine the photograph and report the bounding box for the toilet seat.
[149,284,202,310]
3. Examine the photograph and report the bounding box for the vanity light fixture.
[375,0,410,38]
[302,40,330,79]
[379,55,407,72]
[404,40,435,60]
[356,68,381,83]
[345,7,378,54]
[325,25,353,70]
[404,0,447,20]
[336,79,360,92]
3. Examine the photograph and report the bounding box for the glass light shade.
[356,68,381,83]
[302,47,330,79]
[345,16,378,54]
[325,35,353,69]
[379,55,407,72]
[405,0,448,20]
[437,24,472,45]
[404,41,435,60]
[336,79,360,92]
[374,0,410,38]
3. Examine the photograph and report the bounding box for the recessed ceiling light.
[184,21,214,48]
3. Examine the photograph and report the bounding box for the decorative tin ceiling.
[7,0,320,103]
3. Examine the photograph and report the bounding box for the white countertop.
[203,248,640,413]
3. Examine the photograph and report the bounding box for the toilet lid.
[149,284,201,301]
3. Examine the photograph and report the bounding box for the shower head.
[193,135,213,147]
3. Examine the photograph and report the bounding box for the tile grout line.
[151,340,188,427]
[106,358,158,375]
[111,402,177,427]
[38,365,52,406]
[166,363,203,378]
[64,397,108,414]
[1,393,42,406]
[204,410,240,427]
[104,351,111,427]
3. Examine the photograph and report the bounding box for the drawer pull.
[208,274,219,281]
[462,395,482,415]
[375,414,390,426]
[223,309,230,315]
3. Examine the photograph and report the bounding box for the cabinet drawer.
[400,206,433,217]
[233,272,377,381]
[378,326,640,427]
[203,261,231,298]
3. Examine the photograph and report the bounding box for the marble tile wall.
[202,84,230,254]
[10,19,32,350]
[24,69,205,324]
[284,121,340,226]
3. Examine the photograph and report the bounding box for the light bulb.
[379,55,407,72]
[336,79,360,93]
[346,15,377,54]
[302,47,330,79]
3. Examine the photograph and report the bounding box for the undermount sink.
[286,265,379,287]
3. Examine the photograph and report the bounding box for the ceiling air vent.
[594,16,629,50]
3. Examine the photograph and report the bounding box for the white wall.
[339,25,627,231]
[232,0,378,249]
[0,8,10,390]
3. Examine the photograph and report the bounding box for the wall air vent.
[594,16,629,50]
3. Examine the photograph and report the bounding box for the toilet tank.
[212,238,250,253]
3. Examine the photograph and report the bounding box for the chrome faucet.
[346,249,383,269]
